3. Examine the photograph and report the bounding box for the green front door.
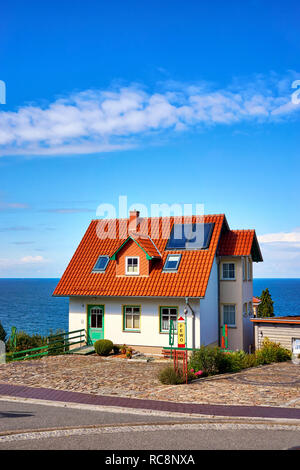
[87,305,104,344]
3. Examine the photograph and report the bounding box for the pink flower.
[190,369,194,373]
[195,370,203,376]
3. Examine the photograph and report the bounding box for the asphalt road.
[0,399,300,450]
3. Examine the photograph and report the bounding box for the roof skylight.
[163,254,182,272]
[93,255,109,272]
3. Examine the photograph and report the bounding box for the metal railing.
[9,329,87,361]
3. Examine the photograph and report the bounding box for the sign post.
[169,319,175,358]
[177,316,186,348]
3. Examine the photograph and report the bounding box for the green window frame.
[123,305,141,331]
[159,306,178,333]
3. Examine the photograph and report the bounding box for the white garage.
[251,316,300,355]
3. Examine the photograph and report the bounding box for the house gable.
[115,238,151,276]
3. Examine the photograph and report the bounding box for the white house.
[53,210,263,352]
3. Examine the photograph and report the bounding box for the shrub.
[113,344,121,354]
[189,369,203,380]
[158,366,185,385]
[189,346,224,376]
[6,331,46,354]
[120,344,127,354]
[255,338,291,364]
[0,321,7,343]
[242,353,258,369]
[94,339,113,356]
[47,329,68,356]
[218,350,247,373]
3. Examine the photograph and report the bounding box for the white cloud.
[0,255,48,268]
[255,228,300,277]
[258,229,300,245]
[20,255,46,264]
[0,72,299,157]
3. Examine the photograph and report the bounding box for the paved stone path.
[0,382,300,420]
[0,355,299,409]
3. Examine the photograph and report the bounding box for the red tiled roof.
[253,296,261,304]
[217,230,263,261]
[53,214,226,298]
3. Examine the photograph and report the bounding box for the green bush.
[218,350,248,373]
[255,338,291,364]
[0,321,7,343]
[47,329,68,356]
[158,366,185,385]
[94,339,113,356]
[113,344,121,354]
[242,353,258,369]
[189,346,224,376]
[6,331,46,354]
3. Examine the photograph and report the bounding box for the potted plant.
[126,347,133,359]
[121,344,127,355]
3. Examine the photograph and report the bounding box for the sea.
[0,278,299,337]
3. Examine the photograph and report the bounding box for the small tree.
[0,321,7,343]
[257,288,274,318]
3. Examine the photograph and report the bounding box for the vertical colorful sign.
[177,316,186,348]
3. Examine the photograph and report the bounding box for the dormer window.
[126,257,139,275]
[163,254,181,272]
[93,255,109,272]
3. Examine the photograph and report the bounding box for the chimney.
[129,210,140,231]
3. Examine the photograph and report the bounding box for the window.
[93,255,109,272]
[126,257,139,275]
[90,307,103,328]
[123,306,140,330]
[160,307,178,333]
[222,263,235,279]
[243,302,247,317]
[163,254,181,272]
[223,305,236,326]
[242,258,246,281]
[247,258,252,280]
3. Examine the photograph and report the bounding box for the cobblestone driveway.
[0,356,299,408]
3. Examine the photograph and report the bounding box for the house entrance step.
[68,345,95,355]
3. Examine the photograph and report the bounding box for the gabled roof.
[53,214,226,298]
[217,229,263,262]
[253,296,261,304]
[110,232,161,260]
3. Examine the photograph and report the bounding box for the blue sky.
[0,0,299,278]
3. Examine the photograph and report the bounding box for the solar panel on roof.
[165,223,214,250]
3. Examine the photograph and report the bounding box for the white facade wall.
[69,296,199,348]
[199,257,219,346]
[242,258,254,352]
